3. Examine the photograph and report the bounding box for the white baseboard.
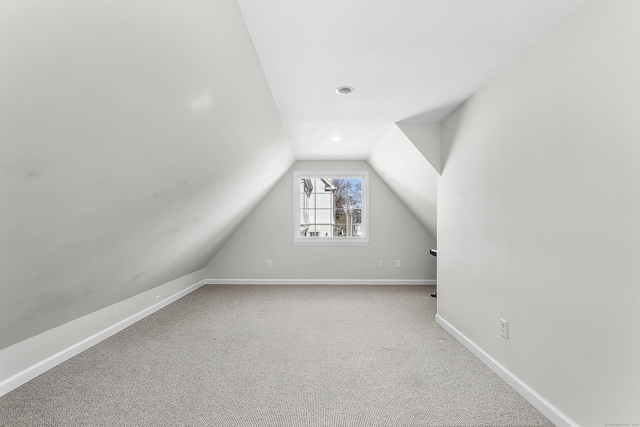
[206,279,436,285]
[0,278,205,398]
[435,314,578,427]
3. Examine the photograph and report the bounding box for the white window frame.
[293,171,369,246]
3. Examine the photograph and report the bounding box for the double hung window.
[293,171,369,245]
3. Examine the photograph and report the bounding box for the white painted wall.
[438,1,640,425]
[396,122,442,174]
[0,0,294,349]
[368,124,439,239]
[206,161,436,282]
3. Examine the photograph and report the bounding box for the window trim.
[293,171,369,246]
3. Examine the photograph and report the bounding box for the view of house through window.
[294,172,369,244]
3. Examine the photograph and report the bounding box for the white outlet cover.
[500,319,509,339]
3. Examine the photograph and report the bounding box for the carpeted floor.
[0,285,553,426]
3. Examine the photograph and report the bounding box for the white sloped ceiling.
[237,0,584,160]
[368,124,439,239]
[0,0,294,349]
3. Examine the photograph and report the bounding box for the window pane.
[294,172,367,243]
[347,178,362,208]
[348,193,362,209]
[317,225,332,237]
[315,192,333,209]
[314,208,332,224]
[352,208,362,223]
[332,178,346,194]
[313,178,326,193]
[348,178,362,190]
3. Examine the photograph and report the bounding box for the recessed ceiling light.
[336,86,354,95]
[330,136,342,142]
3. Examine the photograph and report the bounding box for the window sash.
[293,171,369,246]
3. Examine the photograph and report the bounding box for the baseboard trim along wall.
[206,279,436,285]
[435,314,578,427]
[0,272,206,398]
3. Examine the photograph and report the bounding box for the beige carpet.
[0,285,553,426]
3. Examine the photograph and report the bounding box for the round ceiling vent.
[336,86,354,95]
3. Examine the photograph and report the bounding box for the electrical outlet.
[156,295,162,303]
[378,260,384,268]
[395,260,401,268]
[500,319,509,339]
[266,259,272,268]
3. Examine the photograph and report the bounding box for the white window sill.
[293,239,370,247]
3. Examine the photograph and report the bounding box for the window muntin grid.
[294,172,368,245]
